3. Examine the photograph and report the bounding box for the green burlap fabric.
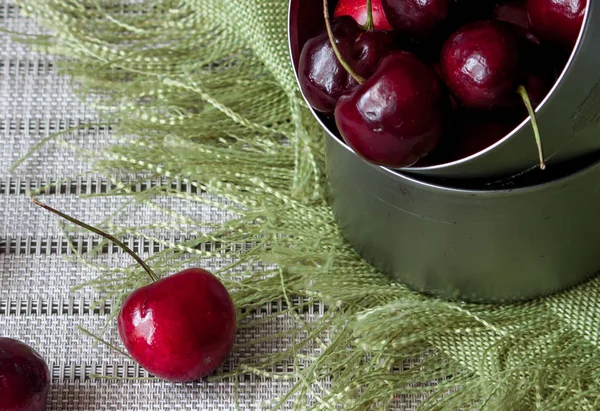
[13,0,600,409]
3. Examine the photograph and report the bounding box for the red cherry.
[334,0,394,30]
[493,0,545,48]
[494,0,531,31]
[381,0,452,38]
[334,51,448,168]
[0,337,50,411]
[298,14,397,115]
[117,268,236,382]
[439,21,547,168]
[32,200,237,383]
[527,0,586,47]
[441,20,525,111]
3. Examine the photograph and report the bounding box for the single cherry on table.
[0,337,50,411]
[33,199,237,383]
[118,268,237,382]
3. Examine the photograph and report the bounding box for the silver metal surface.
[326,134,600,302]
[289,0,600,302]
[289,0,600,181]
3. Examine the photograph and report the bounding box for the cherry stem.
[363,0,374,31]
[323,0,364,84]
[517,85,546,170]
[32,198,159,283]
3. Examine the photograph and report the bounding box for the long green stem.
[323,0,364,84]
[363,0,374,31]
[517,86,546,170]
[32,198,159,282]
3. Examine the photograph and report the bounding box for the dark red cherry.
[0,337,50,411]
[493,0,545,48]
[381,0,452,38]
[334,0,394,30]
[380,0,498,39]
[440,20,525,111]
[527,0,587,47]
[494,0,531,31]
[335,51,448,168]
[298,16,397,114]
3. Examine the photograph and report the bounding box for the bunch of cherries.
[298,0,587,168]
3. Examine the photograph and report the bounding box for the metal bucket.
[289,0,600,181]
[288,0,600,302]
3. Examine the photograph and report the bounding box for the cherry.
[494,0,531,31]
[494,1,571,79]
[440,20,545,168]
[381,0,452,39]
[118,268,236,382]
[527,0,587,47]
[298,13,396,114]
[441,19,550,114]
[334,51,448,168]
[441,20,525,111]
[298,18,360,113]
[0,337,50,411]
[379,0,497,40]
[334,0,394,30]
[33,200,237,382]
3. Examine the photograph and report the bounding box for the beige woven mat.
[0,2,423,409]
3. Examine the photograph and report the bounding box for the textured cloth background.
[0,1,422,409]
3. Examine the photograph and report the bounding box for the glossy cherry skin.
[381,0,452,38]
[527,0,586,46]
[0,338,50,411]
[493,0,545,48]
[334,0,394,30]
[441,21,525,111]
[117,268,237,382]
[298,16,397,114]
[335,51,448,168]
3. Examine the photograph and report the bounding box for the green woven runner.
[12,0,600,409]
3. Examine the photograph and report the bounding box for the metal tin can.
[324,135,600,303]
[288,0,600,302]
[289,0,600,181]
